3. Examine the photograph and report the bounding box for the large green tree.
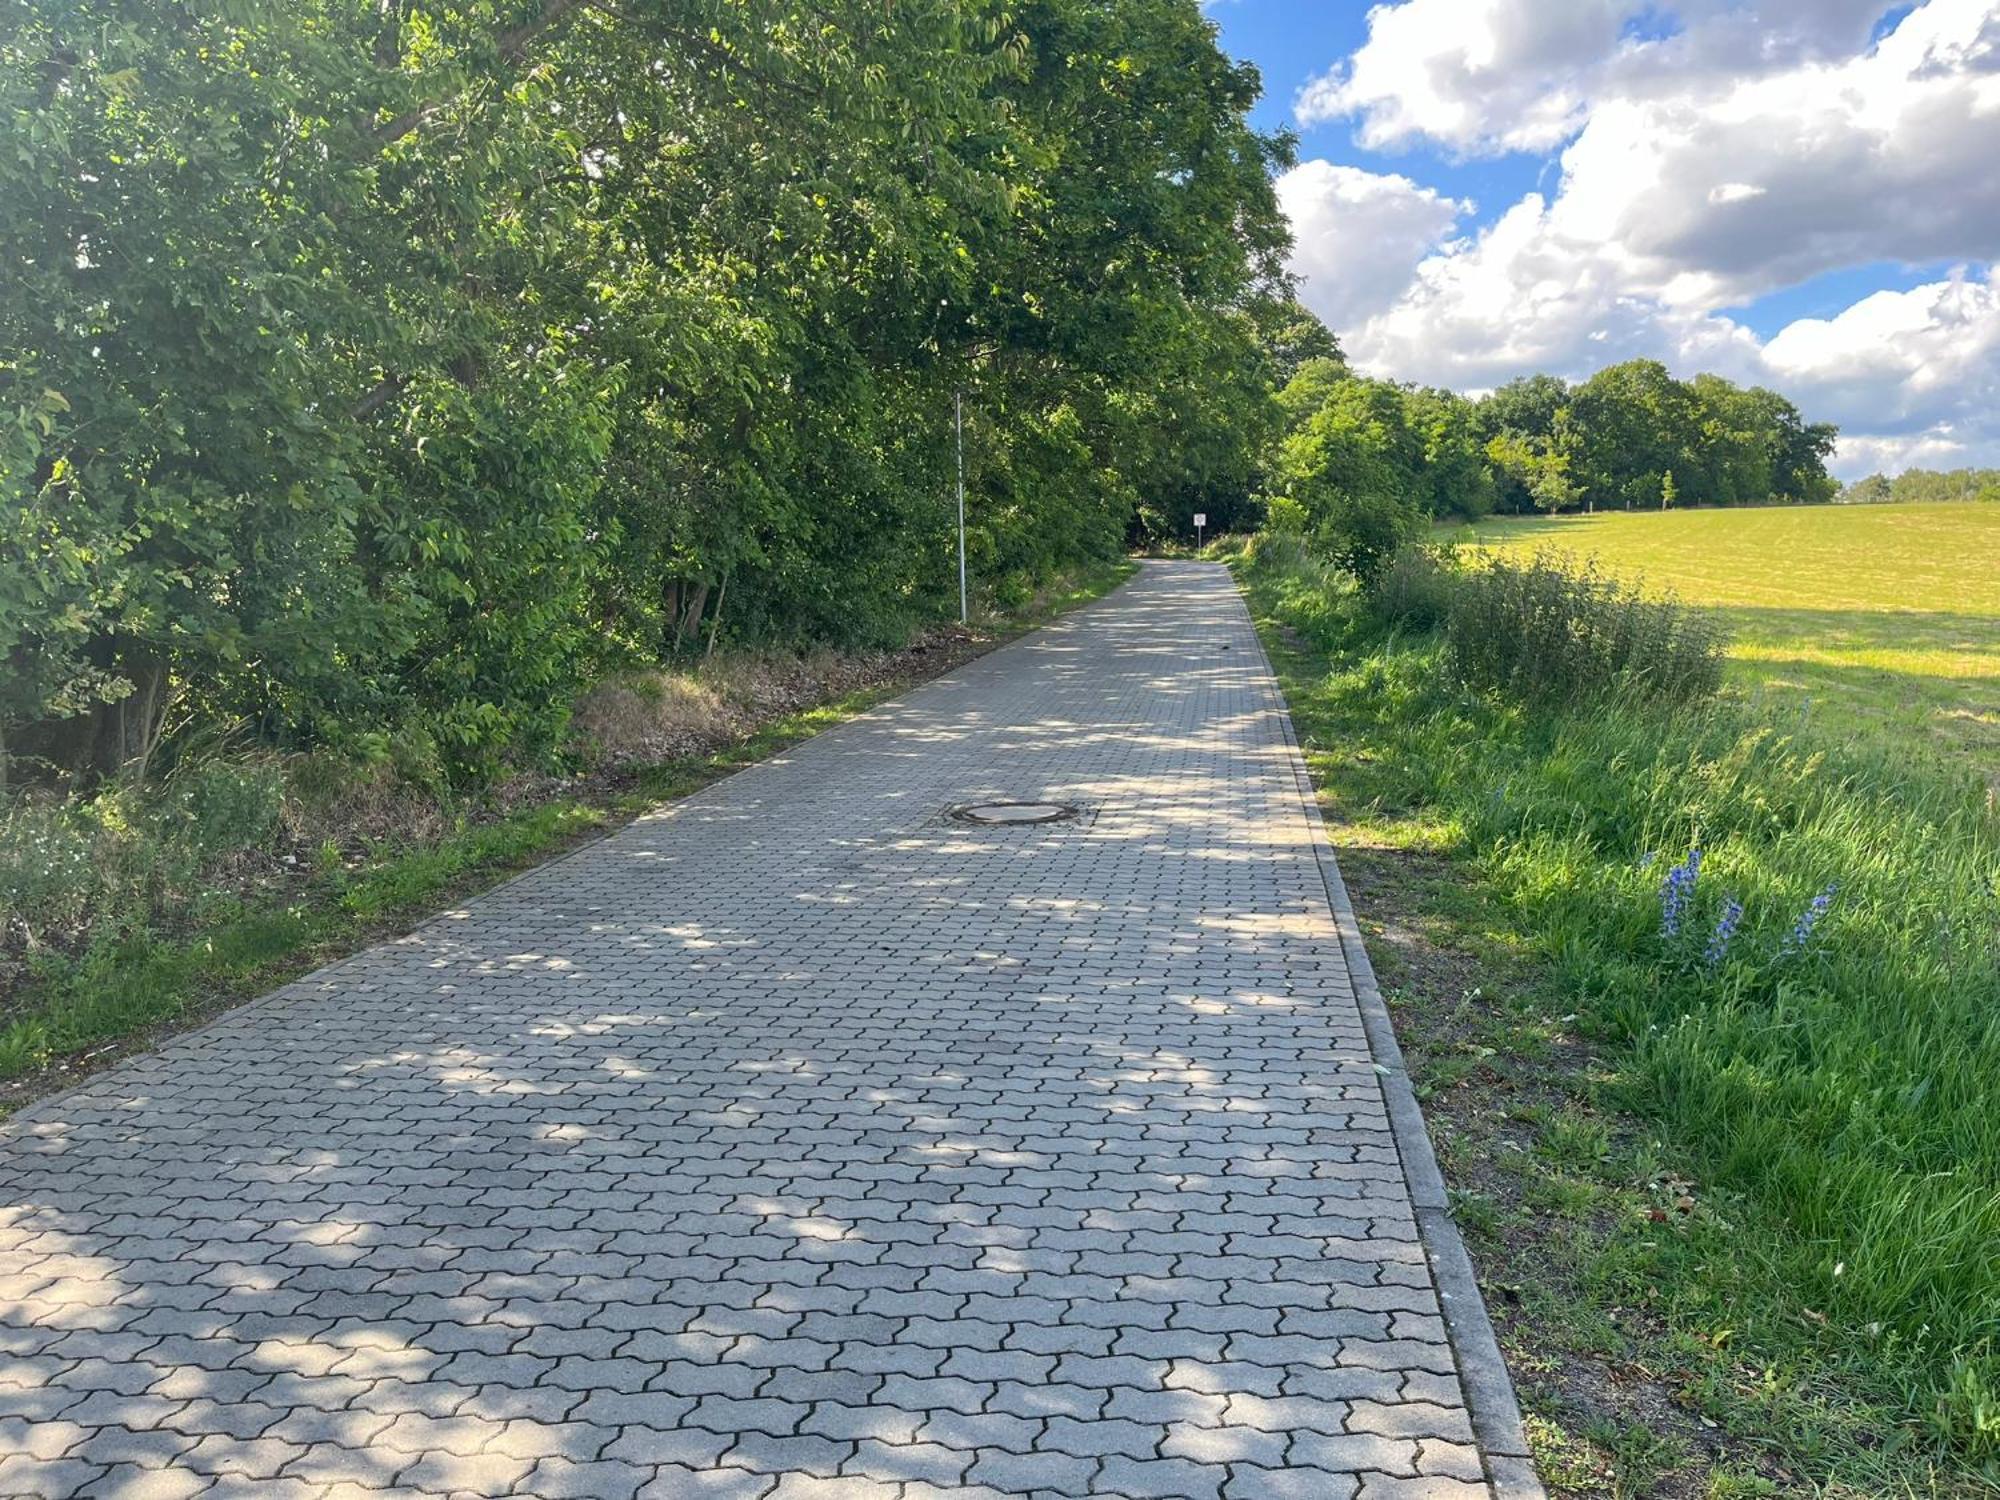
[1,0,1291,783]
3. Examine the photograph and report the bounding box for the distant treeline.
[1255,344,1841,575]
[1839,468,2000,505]
[1272,349,1837,523]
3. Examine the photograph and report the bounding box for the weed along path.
[0,563,1538,1500]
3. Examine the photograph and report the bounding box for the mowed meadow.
[1448,502,2000,780]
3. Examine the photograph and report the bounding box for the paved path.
[0,564,1535,1500]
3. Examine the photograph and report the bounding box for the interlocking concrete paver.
[0,564,1523,1496]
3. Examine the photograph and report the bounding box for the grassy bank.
[1232,536,1999,1495]
[0,561,1134,1112]
[1445,502,2000,778]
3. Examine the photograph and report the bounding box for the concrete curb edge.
[1240,573,1547,1500]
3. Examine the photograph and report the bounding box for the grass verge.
[0,560,1135,1115]
[1229,536,1999,1498]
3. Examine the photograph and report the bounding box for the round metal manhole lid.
[949,801,1079,827]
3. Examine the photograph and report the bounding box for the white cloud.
[1297,0,1632,153]
[1832,427,1996,476]
[1302,0,1899,157]
[1279,0,2000,474]
[1549,1,2000,305]
[1761,272,2000,471]
[1274,163,1469,331]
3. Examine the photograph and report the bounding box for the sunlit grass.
[1445,503,2000,776]
[1232,533,2000,1488]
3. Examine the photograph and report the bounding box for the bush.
[0,755,288,955]
[1446,551,1725,706]
[0,799,99,949]
[1311,488,1423,582]
[1366,544,1458,632]
[1262,494,1310,535]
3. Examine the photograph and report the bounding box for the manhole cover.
[948,801,1079,827]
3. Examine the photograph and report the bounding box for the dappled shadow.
[0,565,1472,1497]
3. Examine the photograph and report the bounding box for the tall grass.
[1444,551,1725,705]
[1241,533,2000,1461]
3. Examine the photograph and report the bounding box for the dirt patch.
[572,627,978,769]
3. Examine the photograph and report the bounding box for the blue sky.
[1202,0,2000,475]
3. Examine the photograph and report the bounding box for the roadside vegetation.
[1232,530,2000,1494]
[1267,356,1839,541]
[0,562,1130,1108]
[1452,503,2000,778]
[3,0,1293,797]
[6,0,1283,1089]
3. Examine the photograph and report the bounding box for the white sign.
[1192,513,1207,528]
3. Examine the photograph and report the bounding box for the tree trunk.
[676,582,711,650]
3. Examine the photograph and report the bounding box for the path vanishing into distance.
[0,563,1540,1500]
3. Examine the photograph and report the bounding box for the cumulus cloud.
[1274,162,1469,331]
[1761,272,2000,470]
[1301,0,1899,157]
[1279,0,2000,474]
[1554,2,2000,304]
[1296,0,1631,153]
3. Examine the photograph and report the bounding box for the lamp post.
[956,391,967,626]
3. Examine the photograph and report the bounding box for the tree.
[1,0,1294,783]
[1476,375,1569,513]
[1252,298,1346,387]
[1563,360,1699,511]
[1271,374,1423,577]
[1402,387,1494,520]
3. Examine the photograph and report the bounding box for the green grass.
[1232,535,2000,1493]
[0,559,1136,1105]
[1444,503,2000,778]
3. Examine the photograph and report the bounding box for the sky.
[1205,0,2000,477]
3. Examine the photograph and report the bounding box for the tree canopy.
[1840,467,2000,505]
[2,0,1293,783]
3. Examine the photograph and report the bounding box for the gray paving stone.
[1224,1465,1361,1500]
[1094,1452,1229,1500]
[0,1457,107,1500]
[966,1446,1101,1494]
[520,1455,653,1500]
[76,1464,210,1500]
[0,564,1512,1500]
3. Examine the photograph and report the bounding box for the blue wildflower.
[1781,882,1839,956]
[1637,851,1660,871]
[1705,896,1744,967]
[1659,846,1701,939]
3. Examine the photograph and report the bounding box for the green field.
[1447,502,2000,779]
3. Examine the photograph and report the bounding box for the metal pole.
[955,390,967,626]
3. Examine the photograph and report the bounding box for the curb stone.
[1245,596,1547,1500]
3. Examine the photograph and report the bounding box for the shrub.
[1366,544,1458,633]
[0,799,99,949]
[0,754,289,955]
[1312,488,1424,582]
[1262,494,1310,535]
[148,757,285,870]
[1446,551,1725,706]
